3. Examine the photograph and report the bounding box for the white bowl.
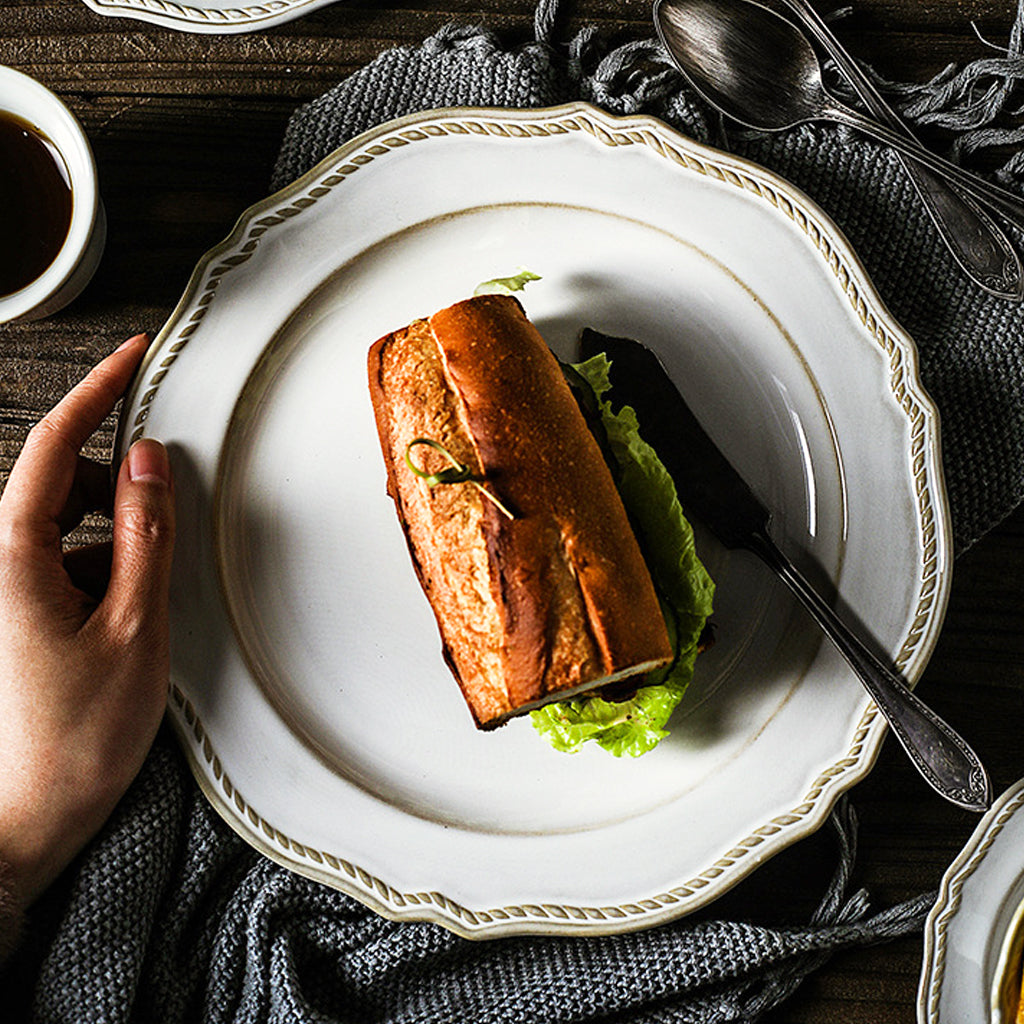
[0,65,106,323]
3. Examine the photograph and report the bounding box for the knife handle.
[746,528,991,812]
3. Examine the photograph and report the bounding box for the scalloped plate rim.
[115,102,954,939]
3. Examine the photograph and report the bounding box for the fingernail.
[115,333,150,354]
[128,439,171,484]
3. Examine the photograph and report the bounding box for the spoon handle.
[775,0,1022,300]
[746,528,992,812]
[825,101,1024,232]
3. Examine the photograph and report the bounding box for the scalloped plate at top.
[116,104,952,939]
[79,0,337,32]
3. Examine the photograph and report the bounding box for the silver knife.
[580,328,992,812]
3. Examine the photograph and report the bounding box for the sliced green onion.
[405,438,515,520]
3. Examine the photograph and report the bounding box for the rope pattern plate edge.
[142,107,945,935]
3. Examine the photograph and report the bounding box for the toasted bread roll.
[367,294,672,729]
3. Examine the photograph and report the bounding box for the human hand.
[0,334,175,911]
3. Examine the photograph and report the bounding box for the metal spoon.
[654,0,1024,231]
[773,0,1022,300]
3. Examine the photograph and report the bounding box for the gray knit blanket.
[5,0,1024,1019]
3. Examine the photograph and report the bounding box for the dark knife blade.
[579,327,769,551]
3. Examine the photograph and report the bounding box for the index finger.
[1,335,150,536]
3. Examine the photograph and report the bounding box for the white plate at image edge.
[919,777,1024,1023]
[80,0,338,32]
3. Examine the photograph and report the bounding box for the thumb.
[102,439,176,642]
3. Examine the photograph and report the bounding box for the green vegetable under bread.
[530,352,715,757]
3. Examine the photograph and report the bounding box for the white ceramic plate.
[919,777,1024,1023]
[80,0,336,32]
[117,103,952,939]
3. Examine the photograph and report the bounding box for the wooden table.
[1,0,1022,1020]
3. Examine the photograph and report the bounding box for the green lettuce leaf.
[529,352,715,757]
[473,269,542,296]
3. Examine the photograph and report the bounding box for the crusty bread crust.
[368,294,672,729]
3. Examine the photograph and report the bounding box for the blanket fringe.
[533,0,1024,180]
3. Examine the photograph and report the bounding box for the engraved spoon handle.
[748,528,992,812]
[776,0,1022,299]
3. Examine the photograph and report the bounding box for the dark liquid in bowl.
[0,111,73,298]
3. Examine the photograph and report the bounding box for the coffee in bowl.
[0,111,74,298]
[0,65,105,323]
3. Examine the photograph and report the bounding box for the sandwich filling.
[530,352,716,758]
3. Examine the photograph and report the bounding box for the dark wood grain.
[2,0,1023,1020]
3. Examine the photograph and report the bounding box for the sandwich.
[367,289,714,756]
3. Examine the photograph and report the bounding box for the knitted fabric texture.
[6,1,1020,1021]
[2,728,931,1024]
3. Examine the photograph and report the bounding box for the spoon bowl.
[655,0,826,131]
